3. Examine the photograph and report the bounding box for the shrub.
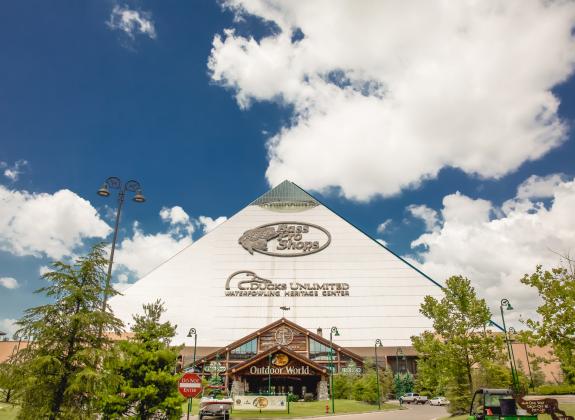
[333,374,354,399]
[287,393,299,402]
[534,384,575,395]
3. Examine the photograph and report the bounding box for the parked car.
[429,396,450,406]
[400,393,428,404]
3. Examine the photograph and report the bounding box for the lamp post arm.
[374,341,381,410]
[500,304,518,391]
[193,334,197,368]
[104,190,125,304]
[98,188,126,342]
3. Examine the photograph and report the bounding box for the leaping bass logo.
[238,222,331,257]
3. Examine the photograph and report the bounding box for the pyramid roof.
[110,180,445,347]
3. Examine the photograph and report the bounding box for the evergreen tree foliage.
[99,300,183,419]
[393,372,414,398]
[412,275,505,414]
[521,261,575,384]
[14,243,123,420]
[0,354,20,404]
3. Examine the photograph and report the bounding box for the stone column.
[317,379,329,401]
[231,378,244,396]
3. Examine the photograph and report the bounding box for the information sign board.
[233,395,287,411]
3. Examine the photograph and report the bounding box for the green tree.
[412,331,450,397]
[521,261,575,384]
[14,243,123,420]
[351,371,379,404]
[413,275,505,414]
[472,360,512,389]
[99,300,183,419]
[332,374,353,399]
[0,356,20,404]
[332,363,393,404]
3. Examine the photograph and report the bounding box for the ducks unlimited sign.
[238,222,331,257]
[225,271,350,297]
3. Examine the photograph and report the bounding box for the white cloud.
[160,206,190,225]
[409,175,575,322]
[376,219,392,235]
[0,318,17,338]
[516,173,567,200]
[209,1,575,200]
[376,238,388,247]
[0,185,111,259]
[407,204,440,232]
[160,205,195,236]
[38,266,51,276]
[197,215,228,234]
[113,208,228,277]
[0,277,19,289]
[112,273,132,292]
[114,221,193,278]
[1,160,28,181]
[107,5,156,40]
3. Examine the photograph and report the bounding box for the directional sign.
[178,373,202,398]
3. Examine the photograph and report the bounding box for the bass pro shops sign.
[238,222,331,257]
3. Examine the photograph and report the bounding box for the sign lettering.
[238,222,331,257]
[225,271,350,297]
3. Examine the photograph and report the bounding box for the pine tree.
[14,243,124,419]
[99,300,183,419]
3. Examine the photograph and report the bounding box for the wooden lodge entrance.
[191,318,364,401]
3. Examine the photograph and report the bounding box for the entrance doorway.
[245,376,320,398]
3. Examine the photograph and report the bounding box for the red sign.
[178,373,202,398]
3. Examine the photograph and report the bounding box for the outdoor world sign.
[225,271,350,297]
[238,222,331,257]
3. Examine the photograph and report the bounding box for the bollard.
[326,403,329,414]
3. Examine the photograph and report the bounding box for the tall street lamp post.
[96,177,145,339]
[395,347,405,376]
[374,339,383,410]
[508,327,534,391]
[395,347,405,398]
[187,328,197,370]
[329,326,339,414]
[185,328,197,420]
[268,352,272,395]
[500,298,519,391]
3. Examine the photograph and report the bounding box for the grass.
[0,403,19,420]
[439,402,575,420]
[181,399,400,418]
[0,399,399,419]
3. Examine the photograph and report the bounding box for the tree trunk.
[49,290,84,419]
[465,349,473,394]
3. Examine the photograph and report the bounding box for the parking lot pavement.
[328,403,449,420]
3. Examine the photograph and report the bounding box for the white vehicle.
[400,393,428,404]
[199,385,233,420]
[429,396,450,406]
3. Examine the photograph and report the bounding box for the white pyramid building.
[110,181,444,348]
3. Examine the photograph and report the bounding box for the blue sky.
[1,1,575,336]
